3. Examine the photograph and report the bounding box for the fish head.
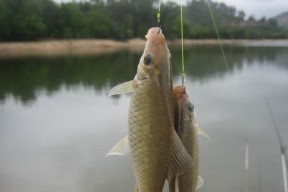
[173,85,195,134]
[136,27,171,88]
[173,85,191,110]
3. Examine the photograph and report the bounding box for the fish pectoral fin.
[167,131,194,181]
[196,176,204,190]
[108,81,133,96]
[105,135,130,157]
[197,126,212,141]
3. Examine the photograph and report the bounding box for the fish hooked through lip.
[107,27,195,192]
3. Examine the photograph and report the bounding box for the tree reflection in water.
[0,46,287,104]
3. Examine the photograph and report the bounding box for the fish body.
[107,84,208,191]
[108,28,194,192]
[173,85,200,192]
[127,28,192,192]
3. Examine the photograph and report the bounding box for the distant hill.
[274,11,288,29]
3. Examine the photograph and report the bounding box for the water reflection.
[181,46,288,79]
[0,52,140,104]
[1,46,288,105]
[1,45,288,192]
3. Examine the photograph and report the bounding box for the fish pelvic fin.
[108,81,133,96]
[167,131,194,181]
[105,135,130,157]
[196,176,204,190]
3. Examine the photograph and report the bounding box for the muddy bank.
[0,39,144,58]
[0,39,288,58]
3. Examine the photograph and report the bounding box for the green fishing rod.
[207,2,230,71]
[157,0,161,27]
[157,0,186,85]
[180,0,185,85]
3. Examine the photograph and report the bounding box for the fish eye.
[144,54,153,65]
[187,102,194,112]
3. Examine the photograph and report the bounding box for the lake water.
[0,45,288,192]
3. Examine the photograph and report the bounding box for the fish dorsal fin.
[197,126,211,141]
[105,135,130,157]
[196,176,204,190]
[167,131,194,181]
[108,81,133,96]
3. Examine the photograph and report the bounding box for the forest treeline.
[0,0,287,41]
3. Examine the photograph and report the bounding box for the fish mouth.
[136,74,149,81]
[138,77,148,81]
[145,27,165,43]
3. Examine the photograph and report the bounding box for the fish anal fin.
[175,176,179,192]
[196,176,204,190]
[169,177,176,192]
[167,131,194,181]
[108,81,133,96]
[105,135,130,157]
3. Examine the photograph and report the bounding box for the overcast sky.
[212,0,287,19]
[55,0,288,19]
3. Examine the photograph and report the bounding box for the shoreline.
[0,39,288,58]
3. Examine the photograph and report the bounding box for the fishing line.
[244,138,249,192]
[157,0,162,27]
[265,99,288,192]
[282,154,288,192]
[207,2,230,70]
[180,0,185,85]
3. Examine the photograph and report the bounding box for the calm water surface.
[0,45,288,192]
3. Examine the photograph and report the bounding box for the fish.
[106,86,210,159]
[171,85,208,192]
[107,85,211,192]
[106,86,210,158]
[108,27,193,192]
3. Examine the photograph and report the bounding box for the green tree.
[238,11,245,21]
[39,0,61,38]
[0,0,9,40]
[160,2,179,39]
[107,0,156,38]
[58,2,86,38]
[0,0,47,41]
[0,0,286,41]
[84,2,114,38]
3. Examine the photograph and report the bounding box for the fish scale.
[128,79,171,192]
